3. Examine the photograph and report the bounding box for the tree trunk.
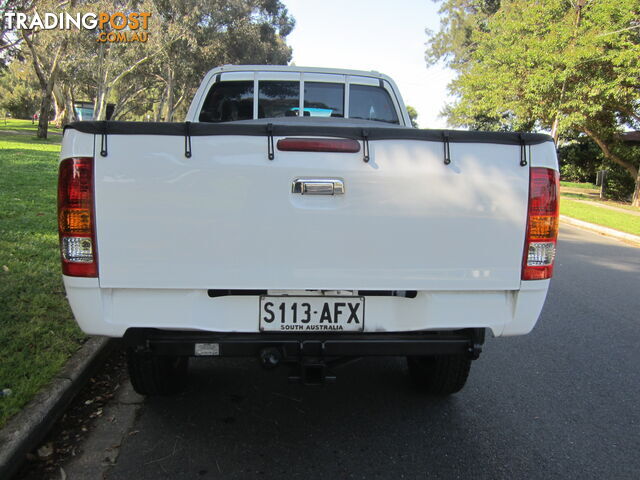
[550,116,559,144]
[22,33,64,138]
[52,85,67,128]
[633,170,640,208]
[94,43,108,120]
[165,67,175,122]
[155,91,166,122]
[52,92,63,126]
[65,84,76,123]
[94,73,110,121]
[37,87,52,138]
[37,66,60,139]
[94,87,109,120]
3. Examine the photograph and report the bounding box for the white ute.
[58,65,559,394]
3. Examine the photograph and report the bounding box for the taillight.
[277,138,361,153]
[522,167,559,280]
[58,157,97,277]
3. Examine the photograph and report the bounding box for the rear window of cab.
[199,80,399,125]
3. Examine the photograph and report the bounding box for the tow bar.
[123,328,486,386]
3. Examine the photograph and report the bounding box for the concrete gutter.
[0,336,112,479]
[560,215,640,246]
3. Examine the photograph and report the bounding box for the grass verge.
[560,181,598,190]
[0,125,85,427]
[561,192,640,213]
[561,198,640,236]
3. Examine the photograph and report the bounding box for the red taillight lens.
[277,138,361,153]
[58,157,97,277]
[522,167,559,280]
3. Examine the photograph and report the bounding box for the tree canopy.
[0,0,294,136]
[427,0,640,205]
[406,105,419,127]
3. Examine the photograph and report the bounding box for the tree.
[0,57,40,117]
[148,0,294,122]
[0,0,32,65]
[427,0,640,206]
[426,0,501,69]
[1,0,296,126]
[557,138,602,184]
[74,0,294,121]
[406,105,419,127]
[22,28,66,138]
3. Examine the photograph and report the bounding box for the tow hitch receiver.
[258,347,337,384]
[289,363,336,385]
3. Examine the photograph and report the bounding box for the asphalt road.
[106,225,639,479]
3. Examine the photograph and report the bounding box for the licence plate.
[259,296,365,332]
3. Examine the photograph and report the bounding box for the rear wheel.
[126,349,188,395]
[407,354,471,395]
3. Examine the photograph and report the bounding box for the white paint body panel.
[60,66,558,339]
[92,135,529,290]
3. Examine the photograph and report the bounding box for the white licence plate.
[259,296,365,332]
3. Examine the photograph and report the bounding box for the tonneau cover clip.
[100,121,108,157]
[362,129,370,163]
[442,131,451,165]
[184,121,192,158]
[267,123,274,160]
[519,133,528,167]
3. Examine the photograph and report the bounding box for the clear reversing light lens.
[527,242,556,266]
[62,236,94,263]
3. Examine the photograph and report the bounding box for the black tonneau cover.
[64,119,553,146]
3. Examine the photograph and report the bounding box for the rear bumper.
[122,328,486,359]
[63,276,550,338]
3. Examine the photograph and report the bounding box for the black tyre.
[126,349,189,395]
[407,354,471,395]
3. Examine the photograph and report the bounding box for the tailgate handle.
[292,179,344,195]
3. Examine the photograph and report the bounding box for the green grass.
[0,117,63,134]
[0,124,85,426]
[561,192,640,213]
[560,181,598,190]
[561,198,640,236]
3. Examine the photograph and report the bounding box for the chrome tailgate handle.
[292,179,344,195]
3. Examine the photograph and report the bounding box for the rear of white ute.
[59,65,559,395]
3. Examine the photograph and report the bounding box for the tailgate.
[94,134,529,290]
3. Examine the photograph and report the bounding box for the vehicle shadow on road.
[109,357,496,479]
